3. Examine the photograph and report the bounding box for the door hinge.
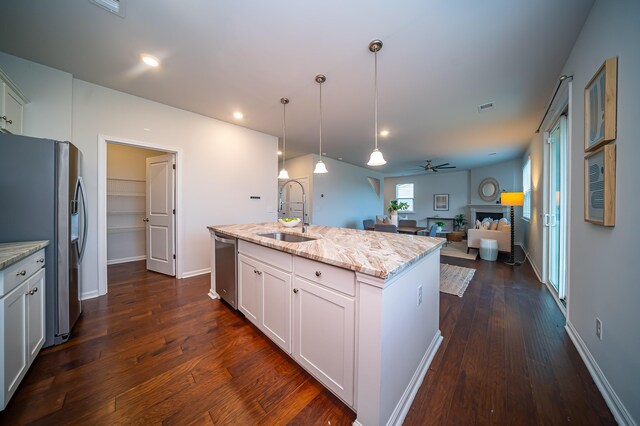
[172,164,176,170]
[173,254,176,259]
[173,208,175,214]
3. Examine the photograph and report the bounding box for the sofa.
[467,228,511,253]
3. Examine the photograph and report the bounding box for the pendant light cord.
[374,48,379,150]
[319,81,323,158]
[282,101,286,170]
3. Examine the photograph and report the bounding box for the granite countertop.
[0,241,49,270]
[208,223,445,280]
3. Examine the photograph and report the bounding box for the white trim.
[208,289,220,300]
[80,289,99,300]
[565,321,636,426]
[106,255,145,265]
[97,134,184,297]
[385,331,443,426]
[182,267,211,279]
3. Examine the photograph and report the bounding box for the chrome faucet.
[279,179,308,233]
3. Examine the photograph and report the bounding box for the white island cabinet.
[209,224,443,426]
[1,245,47,410]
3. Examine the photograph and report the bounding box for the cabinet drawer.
[1,249,45,298]
[238,240,292,272]
[294,256,355,297]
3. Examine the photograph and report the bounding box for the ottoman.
[479,238,498,261]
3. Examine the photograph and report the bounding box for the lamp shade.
[367,149,387,166]
[313,160,328,174]
[501,192,524,206]
[277,169,290,180]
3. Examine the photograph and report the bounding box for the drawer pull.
[16,270,27,276]
[256,270,262,275]
[293,288,299,294]
[315,271,322,277]
[37,258,45,263]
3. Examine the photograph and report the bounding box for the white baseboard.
[565,321,636,426]
[80,289,100,300]
[182,267,211,279]
[208,290,220,300]
[384,330,443,426]
[107,255,146,265]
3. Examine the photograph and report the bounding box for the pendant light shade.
[314,74,328,174]
[367,39,387,167]
[278,97,290,179]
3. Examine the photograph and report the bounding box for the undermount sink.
[258,232,317,243]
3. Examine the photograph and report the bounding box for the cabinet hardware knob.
[33,287,38,293]
[293,288,299,293]
[37,258,45,263]
[16,270,26,276]
[143,218,150,222]
[315,271,322,277]
[257,271,262,275]
[27,289,34,295]
[6,119,12,124]
[1,116,12,124]
[253,269,257,274]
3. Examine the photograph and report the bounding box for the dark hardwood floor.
[0,250,614,425]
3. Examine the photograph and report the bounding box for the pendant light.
[277,97,290,179]
[313,74,328,174]
[367,39,387,166]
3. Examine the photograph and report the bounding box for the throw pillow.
[481,219,492,230]
[376,215,384,224]
[501,224,511,233]
[497,220,506,231]
[489,221,498,231]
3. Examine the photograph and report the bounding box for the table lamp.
[501,192,524,265]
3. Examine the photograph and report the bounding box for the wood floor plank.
[0,255,615,425]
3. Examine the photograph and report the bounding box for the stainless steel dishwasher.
[213,232,237,309]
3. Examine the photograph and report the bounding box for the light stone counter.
[0,240,49,270]
[207,223,444,279]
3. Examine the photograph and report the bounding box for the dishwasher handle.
[214,233,236,245]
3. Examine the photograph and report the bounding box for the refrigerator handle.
[76,176,88,263]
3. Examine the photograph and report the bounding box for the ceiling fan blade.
[432,168,439,172]
[434,163,450,168]
[436,165,456,169]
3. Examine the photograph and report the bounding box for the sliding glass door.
[547,115,567,300]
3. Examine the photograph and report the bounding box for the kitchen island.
[207,223,444,426]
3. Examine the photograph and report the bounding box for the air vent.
[478,102,495,112]
[89,0,125,17]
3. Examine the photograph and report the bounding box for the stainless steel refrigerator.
[0,133,87,347]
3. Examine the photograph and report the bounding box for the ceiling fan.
[418,160,456,172]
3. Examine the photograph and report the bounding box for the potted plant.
[434,221,445,232]
[453,214,467,231]
[387,200,409,226]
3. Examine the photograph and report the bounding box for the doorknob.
[143,218,150,222]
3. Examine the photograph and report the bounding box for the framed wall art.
[584,144,616,226]
[584,57,617,152]
[434,194,449,211]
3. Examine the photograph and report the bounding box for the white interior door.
[145,154,176,276]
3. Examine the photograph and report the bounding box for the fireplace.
[468,205,508,224]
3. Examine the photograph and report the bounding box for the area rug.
[440,241,478,260]
[440,263,476,297]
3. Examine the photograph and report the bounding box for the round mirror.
[478,177,500,202]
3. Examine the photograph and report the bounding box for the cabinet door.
[293,277,355,406]
[237,254,261,325]
[2,84,23,135]
[260,263,292,353]
[27,268,45,362]
[1,280,28,404]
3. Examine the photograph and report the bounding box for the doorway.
[106,143,176,276]
[98,135,183,297]
[545,114,569,303]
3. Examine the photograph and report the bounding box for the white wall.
[310,155,385,229]
[0,52,72,141]
[557,1,640,423]
[384,171,469,227]
[0,52,278,300]
[522,133,545,278]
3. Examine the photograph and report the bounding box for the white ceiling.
[0,0,594,175]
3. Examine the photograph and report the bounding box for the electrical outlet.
[596,318,603,340]
[417,285,423,306]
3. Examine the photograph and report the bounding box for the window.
[523,156,531,220]
[396,183,414,212]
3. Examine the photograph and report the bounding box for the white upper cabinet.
[0,67,28,135]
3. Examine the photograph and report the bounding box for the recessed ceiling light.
[277,150,282,156]
[233,112,244,120]
[143,128,151,132]
[141,54,160,67]
[380,130,390,137]
[338,157,343,161]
